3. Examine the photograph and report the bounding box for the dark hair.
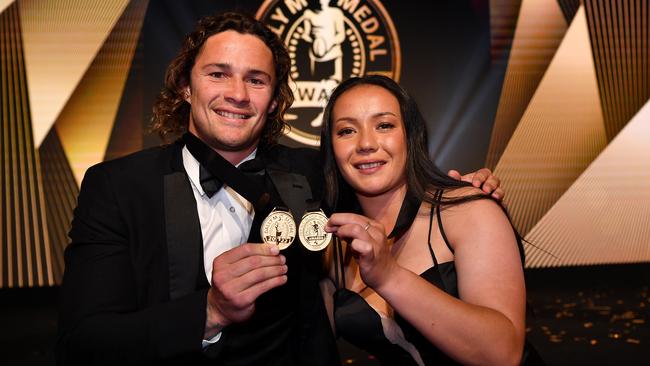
[151,11,293,146]
[320,75,531,264]
[320,75,485,211]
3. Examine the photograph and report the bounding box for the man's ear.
[183,86,191,104]
[268,99,278,114]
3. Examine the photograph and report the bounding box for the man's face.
[185,30,277,163]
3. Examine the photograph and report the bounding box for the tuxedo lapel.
[164,150,205,300]
[262,146,313,218]
[266,168,312,218]
[246,149,314,243]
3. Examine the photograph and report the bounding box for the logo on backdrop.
[257,0,401,146]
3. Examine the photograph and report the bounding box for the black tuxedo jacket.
[57,141,339,366]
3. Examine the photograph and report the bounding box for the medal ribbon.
[387,190,421,239]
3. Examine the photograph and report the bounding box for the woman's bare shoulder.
[433,187,513,242]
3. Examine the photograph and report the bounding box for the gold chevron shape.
[487,0,569,168]
[584,0,650,141]
[19,0,129,147]
[0,0,14,14]
[494,6,607,237]
[525,98,650,268]
[54,0,148,185]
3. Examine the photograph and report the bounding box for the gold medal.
[298,210,332,251]
[260,208,296,250]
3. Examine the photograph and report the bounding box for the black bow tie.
[199,157,266,198]
[199,165,222,198]
[183,132,270,212]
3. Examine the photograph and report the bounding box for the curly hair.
[151,11,293,146]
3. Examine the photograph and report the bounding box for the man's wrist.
[204,319,225,339]
[205,290,230,339]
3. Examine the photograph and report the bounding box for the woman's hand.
[325,213,400,289]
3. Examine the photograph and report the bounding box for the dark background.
[2,265,649,365]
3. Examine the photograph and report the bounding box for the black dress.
[332,190,461,365]
[330,190,544,365]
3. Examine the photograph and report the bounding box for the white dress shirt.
[181,146,257,346]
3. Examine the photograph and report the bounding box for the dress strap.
[435,190,455,254]
[428,189,449,293]
[427,194,441,269]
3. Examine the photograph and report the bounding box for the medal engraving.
[261,209,296,250]
[298,210,332,251]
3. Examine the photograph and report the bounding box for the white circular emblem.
[257,0,401,146]
[261,209,296,250]
[298,210,332,251]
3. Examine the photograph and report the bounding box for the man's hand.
[204,243,287,338]
[448,168,504,200]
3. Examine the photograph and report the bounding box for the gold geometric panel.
[526,98,650,268]
[55,0,148,185]
[584,0,650,141]
[489,0,522,63]
[494,6,607,236]
[486,0,569,169]
[0,0,14,14]
[19,0,129,147]
[1,2,54,288]
[104,38,144,162]
[38,128,79,284]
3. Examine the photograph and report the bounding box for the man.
[57,11,502,366]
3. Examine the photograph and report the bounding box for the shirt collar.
[182,146,257,197]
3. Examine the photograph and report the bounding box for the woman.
[319,75,526,365]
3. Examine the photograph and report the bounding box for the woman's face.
[330,84,408,198]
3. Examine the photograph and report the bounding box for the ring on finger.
[363,222,371,231]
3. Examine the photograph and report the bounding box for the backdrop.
[1,0,649,288]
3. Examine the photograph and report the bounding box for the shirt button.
[229,207,235,213]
